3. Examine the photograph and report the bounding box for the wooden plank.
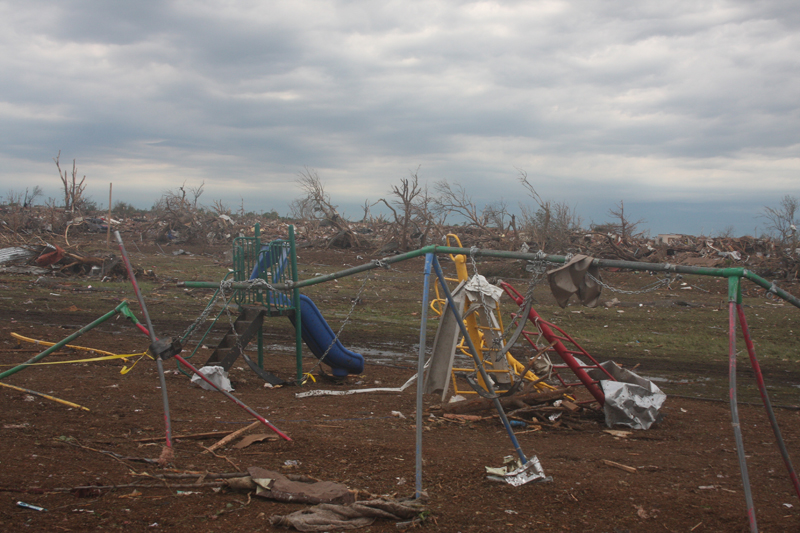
[601,459,637,474]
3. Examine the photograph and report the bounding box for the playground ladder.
[205,306,267,370]
[203,305,287,385]
[500,281,616,406]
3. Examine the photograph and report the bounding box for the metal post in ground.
[115,230,174,459]
[290,225,303,383]
[737,303,800,502]
[415,252,434,499]
[255,222,265,369]
[727,276,757,533]
[431,256,528,464]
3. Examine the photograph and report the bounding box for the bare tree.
[144,181,220,243]
[294,168,359,247]
[716,225,737,238]
[518,170,581,252]
[433,179,487,229]
[288,196,316,220]
[187,181,205,209]
[361,199,372,222]
[211,199,230,216]
[4,190,23,206]
[296,168,339,221]
[22,186,43,207]
[376,170,426,251]
[54,151,87,213]
[760,195,798,244]
[607,200,646,243]
[484,200,511,233]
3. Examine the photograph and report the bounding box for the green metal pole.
[179,246,800,310]
[743,269,800,309]
[0,301,131,380]
[290,225,303,383]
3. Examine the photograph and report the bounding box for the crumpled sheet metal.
[590,361,666,430]
[486,455,551,486]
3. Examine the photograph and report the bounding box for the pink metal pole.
[115,231,174,450]
[174,354,291,441]
[737,303,800,501]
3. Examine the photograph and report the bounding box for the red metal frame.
[736,303,800,501]
[500,281,616,406]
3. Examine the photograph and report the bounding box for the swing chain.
[178,282,231,344]
[306,273,372,376]
[586,272,678,295]
[217,282,250,358]
[468,248,504,351]
[179,278,288,347]
[468,248,546,349]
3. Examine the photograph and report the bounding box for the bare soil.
[1,236,800,532]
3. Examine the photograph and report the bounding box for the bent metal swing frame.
[184,236,800,527]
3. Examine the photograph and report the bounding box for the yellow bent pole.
[0,381,90,411]
[0,301,133,381]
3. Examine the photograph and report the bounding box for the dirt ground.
[2,236,800,532]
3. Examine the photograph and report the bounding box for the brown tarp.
[248,467,354,505]
[270,496,424,531]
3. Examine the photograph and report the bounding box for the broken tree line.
[2,205,798,281]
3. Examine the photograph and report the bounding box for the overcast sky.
[1,0,798,236]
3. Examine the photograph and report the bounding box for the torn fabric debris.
[465,274,504,305]
[269,495,425,532]
[547,254,602,308]
[248,467,354,505]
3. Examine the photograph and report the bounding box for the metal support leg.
[431,256,527,464]
[727,276,757,533]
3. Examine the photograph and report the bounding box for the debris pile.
[433,388,600,432]
[2,203,798,280]
[0,243,151,279]
[572,233,798,278]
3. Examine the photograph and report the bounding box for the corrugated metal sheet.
[0,247,37,265]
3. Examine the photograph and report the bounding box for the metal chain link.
[301,259,392,378]
[304,273,373,378]
[466,247,563,395]
[586,272,678,295]
[468,248,504,351]
[467,247,545,380]
[468,248,553,348]
[179,278,283,345]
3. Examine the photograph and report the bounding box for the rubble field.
[1,234,799,533]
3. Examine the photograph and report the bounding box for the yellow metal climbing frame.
[430,234,555,396]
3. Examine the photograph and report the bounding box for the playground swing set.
[181,227,800,531]
[6,223,800,531]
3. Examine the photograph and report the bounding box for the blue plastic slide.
[289,295,365,378]
[249,243,365,378]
